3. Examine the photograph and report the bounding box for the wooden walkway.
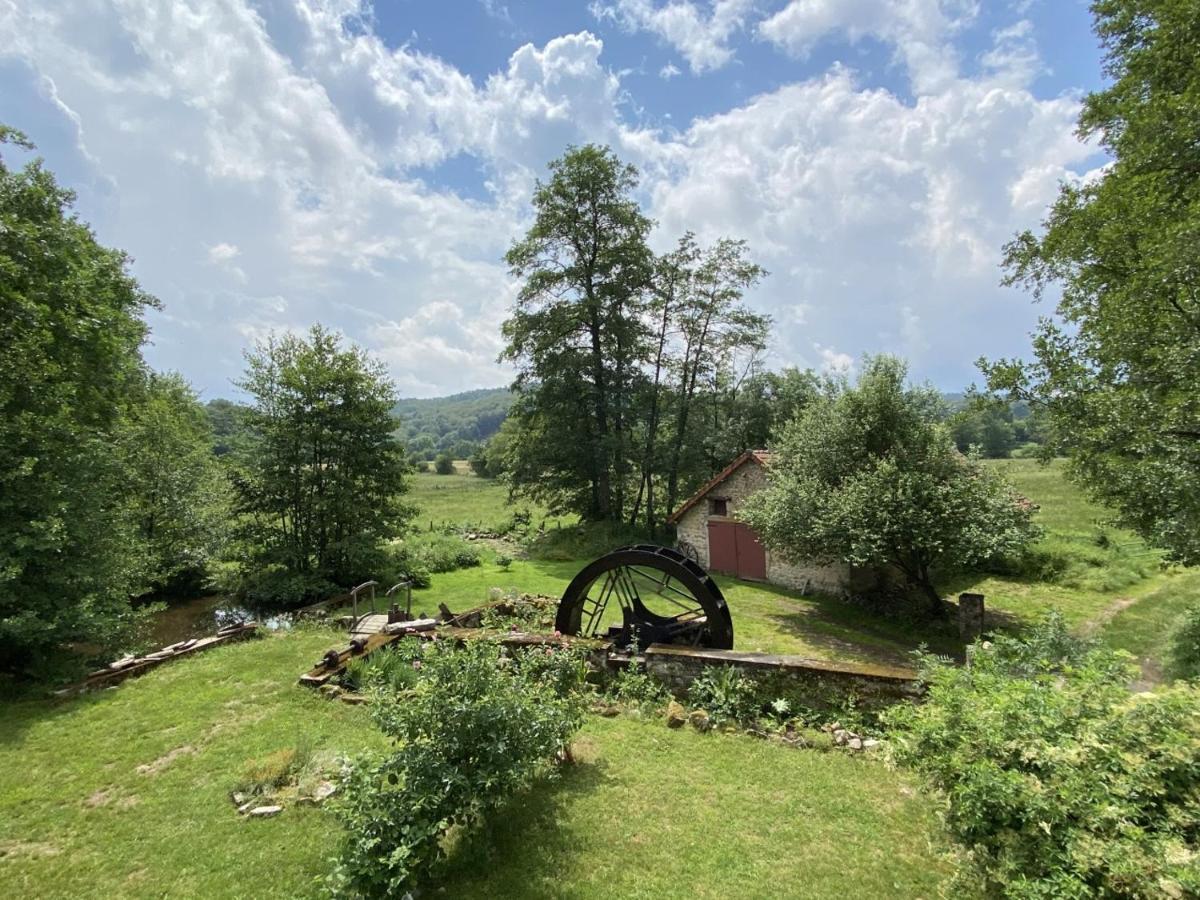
[350,614,389,637]
[55,622,260,695]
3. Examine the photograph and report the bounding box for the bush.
[888,613,1200,898]
[331,639,588,896]
[433,453,455,475]
[1170,602,1200,680]
[237,566,339,608]
[686,665,759,724]
[523,521,648,562]
[383,533,480,587]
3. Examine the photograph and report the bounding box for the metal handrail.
[386,581,413,619]
[349,580,379,621]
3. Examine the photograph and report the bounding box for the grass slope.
[0,633,948,899]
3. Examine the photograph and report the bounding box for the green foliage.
[605,664,668,709]
[522,520,649,562]
[387,532,481,579]
[500,145,773,532]
[686,665,758,724]
[230,325,411,601]
[984,0,1200,565]
[1169,601,1200,681]
[391,387,511,462]
[331,639,588,896]
[744,356,1040,616]
[121,372,231,593]
[0,127,157,673]
[342,639,425,693]
[234,742,313,796]
[890,613,1200,897]
[433,452,455,475]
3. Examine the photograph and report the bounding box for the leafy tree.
[0,126,155,673]
[503,144,654,521]
[660,235,768,518]
[742,357,1038,616]
[232,326,410,598]
[121,373,231,593]
[205,397,250,456]
[949,400,1016,458]
[433,453,455,475]
[984,0,1200,563]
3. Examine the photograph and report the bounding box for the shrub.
[237,566,338,607]
[495,553,513,571]
[686,665,759,724]
[888,613,1200,898]
[1170,602,1200,681]
[331,639,588,896]
[433,453,455,475]
[383,533,480,588]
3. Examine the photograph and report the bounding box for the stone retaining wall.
[644,644,921,707]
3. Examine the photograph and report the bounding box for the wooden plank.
[55,623,260,696]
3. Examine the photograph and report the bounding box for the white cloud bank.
[0,0,1097,397]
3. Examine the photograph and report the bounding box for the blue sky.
[1,0,1106,398]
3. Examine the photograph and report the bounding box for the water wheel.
[555,545,734,651]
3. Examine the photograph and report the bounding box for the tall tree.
[502,145,653,521]
[233,325,410,598]
[0,126,154,673]
[120,372,231,593]
[743,357,1038,616]
[984,0,1200,562]
[663,237,769,515]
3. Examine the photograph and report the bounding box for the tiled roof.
[665,449,772,524]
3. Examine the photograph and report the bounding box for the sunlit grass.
[0,632,951,898]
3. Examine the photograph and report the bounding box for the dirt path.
[1078,595,1139,637]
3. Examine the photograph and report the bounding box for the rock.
[339,692,367,705]
[231,791,247,805]
[688,709,712,733]
[862,739,881,751]
[319,684,343,698]
[665,700,687,729]
[848,737,863,751]
[313,782,337,803]
[598,705,621,718]
[237,801,255,815]
[248,805,282,818]
[833,729,849,745]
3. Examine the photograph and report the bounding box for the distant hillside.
[392,387,512,460]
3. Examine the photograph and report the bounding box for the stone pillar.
[958,593,985,641]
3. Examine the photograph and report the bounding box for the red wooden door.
[734,523,767,580]
[707,520,767,580]
[707,520,738,575]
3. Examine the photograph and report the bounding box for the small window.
[709,498,728,517]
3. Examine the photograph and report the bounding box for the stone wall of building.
[674,459,852,595]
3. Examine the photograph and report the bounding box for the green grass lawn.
[0,633,949,899]
[408,469,576,532]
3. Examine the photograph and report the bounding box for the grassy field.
[404,459,1191,670]
[0,632,949,898]
[408,467,576,532]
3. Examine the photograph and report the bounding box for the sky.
[0,0,1107,399]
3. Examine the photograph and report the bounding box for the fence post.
[958,592,985,641]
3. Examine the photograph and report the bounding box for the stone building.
[667,450,864,595]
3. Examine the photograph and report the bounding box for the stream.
[144,595,294,648]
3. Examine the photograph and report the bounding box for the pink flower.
[553,630,562,639]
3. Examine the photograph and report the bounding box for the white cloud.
[208,242,241,263]
[758,0,979,93]
[660,62,682,79]
[0,0,1096,399]
[816,345,855,375]
[591,0,754,73]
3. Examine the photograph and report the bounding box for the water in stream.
[145,595,294,648]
